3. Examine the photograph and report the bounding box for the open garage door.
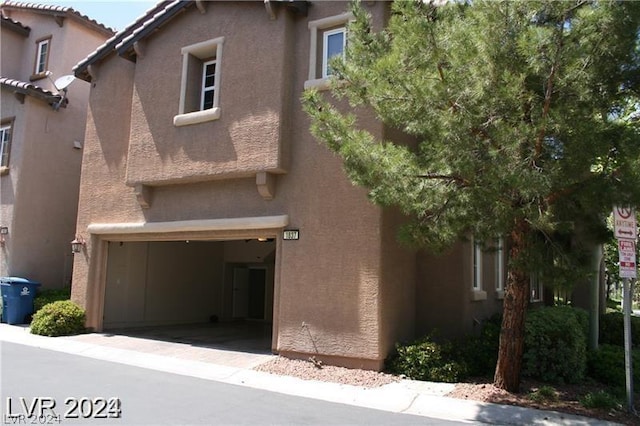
[102,238,276,352]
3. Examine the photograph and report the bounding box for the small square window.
[34,37,51,75]
[1,121,13,173]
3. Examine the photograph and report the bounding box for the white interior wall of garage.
[103,239,275,328]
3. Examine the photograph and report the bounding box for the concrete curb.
[0,324,620,425]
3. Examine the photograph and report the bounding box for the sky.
[37,1,157,31]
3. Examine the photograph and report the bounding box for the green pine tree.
[303,0,640,392]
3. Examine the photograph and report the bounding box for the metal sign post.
[614,206,637,413]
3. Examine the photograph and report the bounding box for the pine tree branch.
[416,173,470,187]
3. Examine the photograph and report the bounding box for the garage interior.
[102,238,276,353]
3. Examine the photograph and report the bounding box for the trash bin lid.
[0,276,41,286]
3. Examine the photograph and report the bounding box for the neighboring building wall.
[0,7,112,288]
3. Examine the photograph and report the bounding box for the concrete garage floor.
[62,321,275,369]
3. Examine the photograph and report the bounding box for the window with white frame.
[305,12,353,90]
[34,37,51,76]
[201,59,216,110]
[173,37,224,127]
[0,121,13,172]
[495,237,505,297]
[470,237,487,301]
[322,27,346,78]
[473,240,483,291]
[530,272,544,302]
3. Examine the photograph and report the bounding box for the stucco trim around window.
[304,12,352,91]
[174,36,224,127]
[87,215,289,235]
[470,237,487,301]
[173,107,221,127]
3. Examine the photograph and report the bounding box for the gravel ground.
[256,356,640,425]
[255,356,399,388]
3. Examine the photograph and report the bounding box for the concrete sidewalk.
[0,323,619,425]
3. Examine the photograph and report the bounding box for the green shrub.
[33,287,71,312]
[456,314,501,377]
[599,312,640,348]
[30,300,86,337]
[528,385,559,403]
[580,390,622,410]
[522,306,588,383]
[587,344,640,388]
[387,335,467,382]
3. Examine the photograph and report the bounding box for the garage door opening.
[102,238,276,354]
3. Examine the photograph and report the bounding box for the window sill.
[495,290,505,300]
[470,290,487,302]
[29,73,47,82]
[173,107,220,127]
[304,78,331,91]
[0,166,8,176]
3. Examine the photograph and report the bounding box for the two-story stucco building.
[0,2,113,289]
[70,0,506,370]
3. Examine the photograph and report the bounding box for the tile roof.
[0,14,30,35]
[0,1,115,35]
[72,0,309,82]
[73,0,186,82]
[0,77,63,105]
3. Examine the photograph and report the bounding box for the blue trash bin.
[0,277,41,325]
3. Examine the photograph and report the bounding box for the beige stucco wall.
[0,23,26,79]
[72,1,503,370]
[124,1,291,186]
[416,239,504,339]
[72,1,403,370]
[0,12,110,288]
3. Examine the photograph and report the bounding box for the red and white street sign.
[618,239,637,279]
[614,206,637,240]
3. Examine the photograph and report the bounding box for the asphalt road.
[0,342,469,425]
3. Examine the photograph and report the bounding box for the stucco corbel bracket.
[264,0,276,20]
[256,172,276,200]
[14,92,25,104]
[133,41,145,59]
[54,15,65,27]
[87,64,99,81]
[134,184,153,208]
[195,0,207,14]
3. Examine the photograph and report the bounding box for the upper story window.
[305,12,353,90]
[33,36,51,77]
[322,27,346,78]
[0,120,13,175]
[201,60,216,110]
[173,37,224,127]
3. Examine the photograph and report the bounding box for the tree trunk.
[494,218,531,392]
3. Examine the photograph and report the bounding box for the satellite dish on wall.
[54,75,75,91]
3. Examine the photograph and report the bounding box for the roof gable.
[73,0,309,82]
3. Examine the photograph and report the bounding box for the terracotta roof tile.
[0,76,62,104]
[0,1,115,34]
